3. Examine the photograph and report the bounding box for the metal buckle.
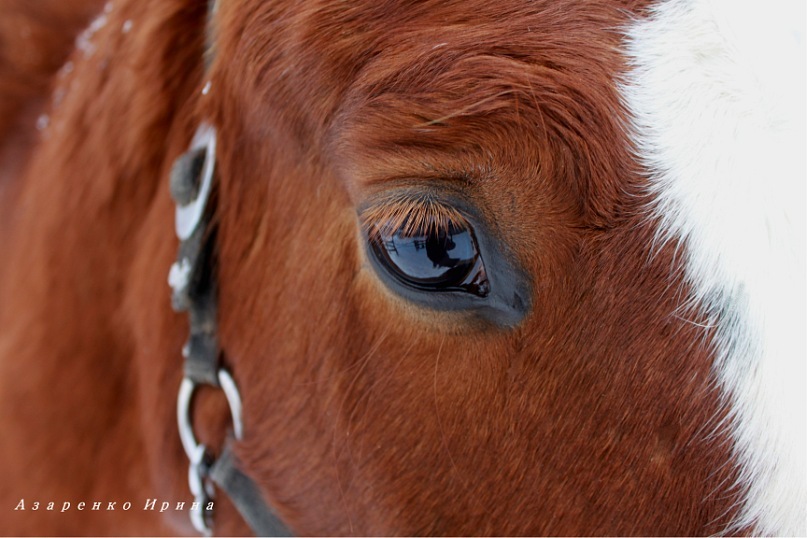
[175,123,216,241]
[177,369,243,536]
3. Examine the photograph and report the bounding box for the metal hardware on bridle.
[167,1,291,536]
[169,122,228,537]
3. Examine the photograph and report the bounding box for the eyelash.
[361,195,465,238]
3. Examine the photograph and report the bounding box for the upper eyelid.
[360,195,469,237]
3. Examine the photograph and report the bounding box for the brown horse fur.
[0,0,746,535]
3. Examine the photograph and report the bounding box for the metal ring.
[217,369,243,440]
[188,458,207,499]
[175,123,216,241]
[177,377,202,463]
[177,369,243,537]
[189,491,213,538]
[177,369,243,461]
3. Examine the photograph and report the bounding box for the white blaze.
[622,0,806,535]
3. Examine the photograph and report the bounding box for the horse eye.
[368,219,490,297]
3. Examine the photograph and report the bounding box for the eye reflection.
[369,218,490,297]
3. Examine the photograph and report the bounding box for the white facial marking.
[622,0,805,535]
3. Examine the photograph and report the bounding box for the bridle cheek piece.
[168,121,225,536]
[165,10,293,534]
[168,120,292,538]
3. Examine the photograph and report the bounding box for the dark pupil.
[370,221,489,297]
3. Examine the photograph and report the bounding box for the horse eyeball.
[368,219,490,297]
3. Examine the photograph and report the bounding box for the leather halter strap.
[210,446,295,536]
[166,3,292,536]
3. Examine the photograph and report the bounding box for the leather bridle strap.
[169,118,293,538]
[210,444,294,536]
[166,2,292,536]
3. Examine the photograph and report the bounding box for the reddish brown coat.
[0,0,743,535]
